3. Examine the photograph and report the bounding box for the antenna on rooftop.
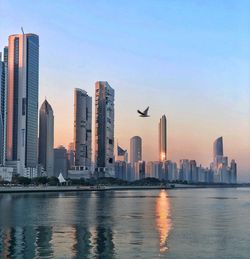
[21,27,24,34]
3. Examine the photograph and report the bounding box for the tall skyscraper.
[38,99,54,177]
[0,48,8,166]
[74,88,92,169]
[0,53,4,165]
[130,136,142,164]
[159,115,167,162]
[95,81,115,177]
[213,136,223,164]
[6,33,39,175]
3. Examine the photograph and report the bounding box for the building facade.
[130,136,142,164]
[159,115,167,162]
[54,146,68,178]
[6,33,39,175]
[74,88,92,169]
[95,81,115,177]
[38,99,54,177]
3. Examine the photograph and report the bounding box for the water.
[0,188,250,258]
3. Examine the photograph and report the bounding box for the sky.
[0,0,250,181]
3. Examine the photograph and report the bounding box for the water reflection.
[0,192,115,259]
[155,190,172,253]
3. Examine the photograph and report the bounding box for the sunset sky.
[1,0,249,181]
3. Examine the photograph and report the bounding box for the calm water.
[0,188,250,258]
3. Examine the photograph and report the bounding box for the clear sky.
[1,0,249,181]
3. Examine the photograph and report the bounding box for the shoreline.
[0,184,248,193]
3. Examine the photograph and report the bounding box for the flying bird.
[137,107,150,117]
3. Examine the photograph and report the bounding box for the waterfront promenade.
[0,184,245,193]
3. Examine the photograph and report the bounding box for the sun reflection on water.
[155,190,172,253]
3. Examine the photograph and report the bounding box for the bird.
[137,106,150,117]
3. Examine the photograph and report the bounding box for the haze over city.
[0,0,249,181]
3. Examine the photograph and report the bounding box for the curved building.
[38,99,54,177]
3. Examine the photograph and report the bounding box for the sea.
[0,188,250,258]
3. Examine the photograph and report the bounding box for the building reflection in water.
[92,191,115,259]
[0,192,115,258]
[155,190,172,253]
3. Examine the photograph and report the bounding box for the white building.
[0,166,13,182]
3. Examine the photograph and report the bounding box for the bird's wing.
[137,110,144,115]
[143,106,149,115]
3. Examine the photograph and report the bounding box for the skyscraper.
[130,136,142,164]
[159,115,167,162]
[213,136,223,164]
[0,48,8,166]
[95,81,115,177]
[6,33,39,175]
[0,53,4,165]
[54,145,67,178]
[38,99,54,177]
[74,88,92,169]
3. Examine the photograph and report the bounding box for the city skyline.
[0,1,249,181]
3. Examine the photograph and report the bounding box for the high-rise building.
[230,160,237,184]
[38,99,54,177]
[213,136,223,164]
[54,146,67,178]
[95,81,115,177]
[0,53,4,165]
[6,33,39,175]
[0,48,8,166]
[134,161,146,180]
[159,115,167,162]
[179,159,190,182]
[130,136,142,164]
[74,88,92,169]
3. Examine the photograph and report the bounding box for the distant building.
[6,33,39,176]
[230,160,237,184]
[134,161,145,180]
[74,88,92,169]
[130,136,142,164]
[38,99,54,177]
[159,115,167,162]
[115,161,127,180]
[162,160,177,181]
[190,160,198,183]
[213,136,223,164]
[67,142,75,170]
[146,161,162,179]
[68,167,91,180]
[95,81,115,177]
[211,137,237,184]
[54,146,67,178]
[0,166,13,182]
[179,159,190,182]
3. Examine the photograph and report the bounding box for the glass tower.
[6,33,39,172]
